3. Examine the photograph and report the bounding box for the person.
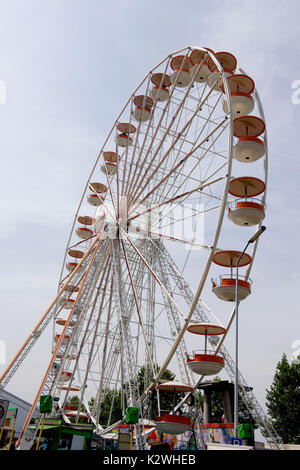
[40,440,47,450]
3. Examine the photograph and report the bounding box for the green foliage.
[96,389,123,427]
[266,353,300,444]
[66,395,81,408]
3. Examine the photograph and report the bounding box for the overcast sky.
[0,0,299,434]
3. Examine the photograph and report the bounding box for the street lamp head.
[248,226,266,244]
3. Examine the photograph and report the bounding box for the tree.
[91,390,123,427]
[266,353,300,444]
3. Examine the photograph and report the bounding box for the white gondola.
[155,381,193,435]
[212,250,252,302]
[54,334,70,346]
[228,176,266,226]
[233,116,266,164]
[59,297,75,309]
[186,323,225,376]
[207,70,232,92]
[76,215,94,239]
[233,137,265,162]
[76,227,93,239]
[228,200,265,226]
[132,95,153,122]
[155,415,191,435]
[223,92,254,117]
[150,73,172,102]
[187,352,224,375]
[66,261,83,272]
[115,123,136,147]
[222,74,255,117]
[170,55,193,88]
[212,276,252,302]
[87,182,107,206]
[116,133,133,147]
[87,193,103,206]
[189,48,213,83]
[101,161,117,175]
[59,371,72,382]
[207,51,237,92]
[66,249,85,273]
[150,85,169,102]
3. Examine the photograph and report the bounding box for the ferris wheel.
[0,47,284,449]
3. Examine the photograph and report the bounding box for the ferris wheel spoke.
[55,246,111,407]
[120,97,150,201]
[155,255,194,386]
[123,60,172,197]
[120,230,187,324]
[130,76,224,209]
[147,187,222,236]
[126,50,196,200]
[120,239,156,378]
[150,91,225,210]
[128,117,228,216]
[148,231,210,250]
[153,113,228,211]
[128,176,224,224]
[92,275,115,424]
[127,82,218,208]
[158,90,224,196]
[110,240,144,415]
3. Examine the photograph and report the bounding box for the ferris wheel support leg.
[111,239,146,449]
[15,233,105,449]
[0,234,103,393]
[59,251,111,424]
[156,252,193,386]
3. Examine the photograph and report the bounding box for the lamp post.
[234,226,266,440]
